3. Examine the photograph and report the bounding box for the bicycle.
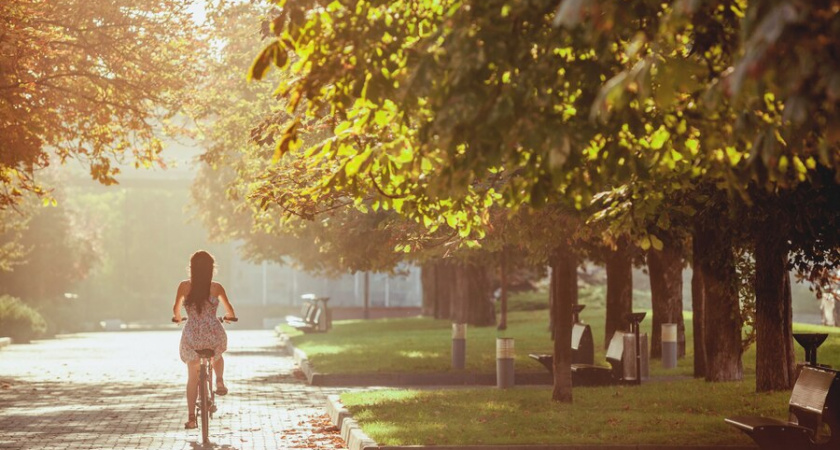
[173,316,238,444]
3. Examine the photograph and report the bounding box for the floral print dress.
[179,296,227,363]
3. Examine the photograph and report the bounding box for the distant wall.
[227,249,422,308]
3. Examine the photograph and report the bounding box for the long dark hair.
[186,251,214,314]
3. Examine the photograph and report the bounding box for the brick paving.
[0,330,350,449]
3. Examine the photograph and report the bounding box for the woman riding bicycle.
[172,250,237,430]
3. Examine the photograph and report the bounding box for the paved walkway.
[0,330,349,449]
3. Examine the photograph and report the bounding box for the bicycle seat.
[196,349,215,358]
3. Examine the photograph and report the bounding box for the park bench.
[529,311,648,386]
[286,295,331,333]
[528,323,596,370]
[528,330,627,386]
[570,330,627,386]
[725,365,840,450]
[529,305,596,371]
[290,305,323,333]
[285,301,315,326]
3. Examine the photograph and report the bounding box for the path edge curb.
[328,395,378,450]
[0,337,11,348]
[278,332,319,384]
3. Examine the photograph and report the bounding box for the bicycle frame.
[197,354,216,444]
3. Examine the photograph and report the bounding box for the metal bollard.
[662,323,678,369]
[452,323,466,370]
[496,337,515,389]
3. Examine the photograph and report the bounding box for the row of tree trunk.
[420,207,799,401]
[693,212,795,391]
[604,238,686,358]
[420,260,496,326]
[547,213,796,401]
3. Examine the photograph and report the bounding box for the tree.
[0,196,100,306]
[0,0,204,209]
[0,208,28,272]
[693,194,744,382]
[549,243,576,403]
[250,0,840,396]
[603,237,633,350]
[647,237,687,359]
[691,233,706,378]
[749,177,840,390]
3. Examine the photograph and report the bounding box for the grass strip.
[340,378,789,446]
[281,303,840,375]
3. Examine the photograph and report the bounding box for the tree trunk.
[498,249,508,331]
[648,244,686,359]
[605,238,633,349]
[550,245,576,403]
[435,261,454,320]
[695,219,743,382]
[754,235,795,391]
[420,262,437,317]
[451,263,496,327]
[691,242,707,378]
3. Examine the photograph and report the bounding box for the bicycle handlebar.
[172,317,238,323]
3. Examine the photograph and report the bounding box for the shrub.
[0,295,47,343]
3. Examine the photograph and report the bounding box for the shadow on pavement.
[224,348,287,357]
[189,441,241,450]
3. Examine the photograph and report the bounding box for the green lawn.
[282,294,840,446]
[340,378,789,446]
[280,302,840,375]
[281,309,556,374]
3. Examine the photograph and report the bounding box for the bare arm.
[215,283,236,319]
[172,281,187,321]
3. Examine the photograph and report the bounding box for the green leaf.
[640,236,651,251]
[649,127,671,150]
[650,235,664,251]
[248,41,280,81]
[345,148,372,176]
[335,121,352,135]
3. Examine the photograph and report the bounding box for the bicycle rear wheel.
[198,364,210,444]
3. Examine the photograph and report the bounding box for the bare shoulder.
[178,280,191,291]
[211,282,226,295]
